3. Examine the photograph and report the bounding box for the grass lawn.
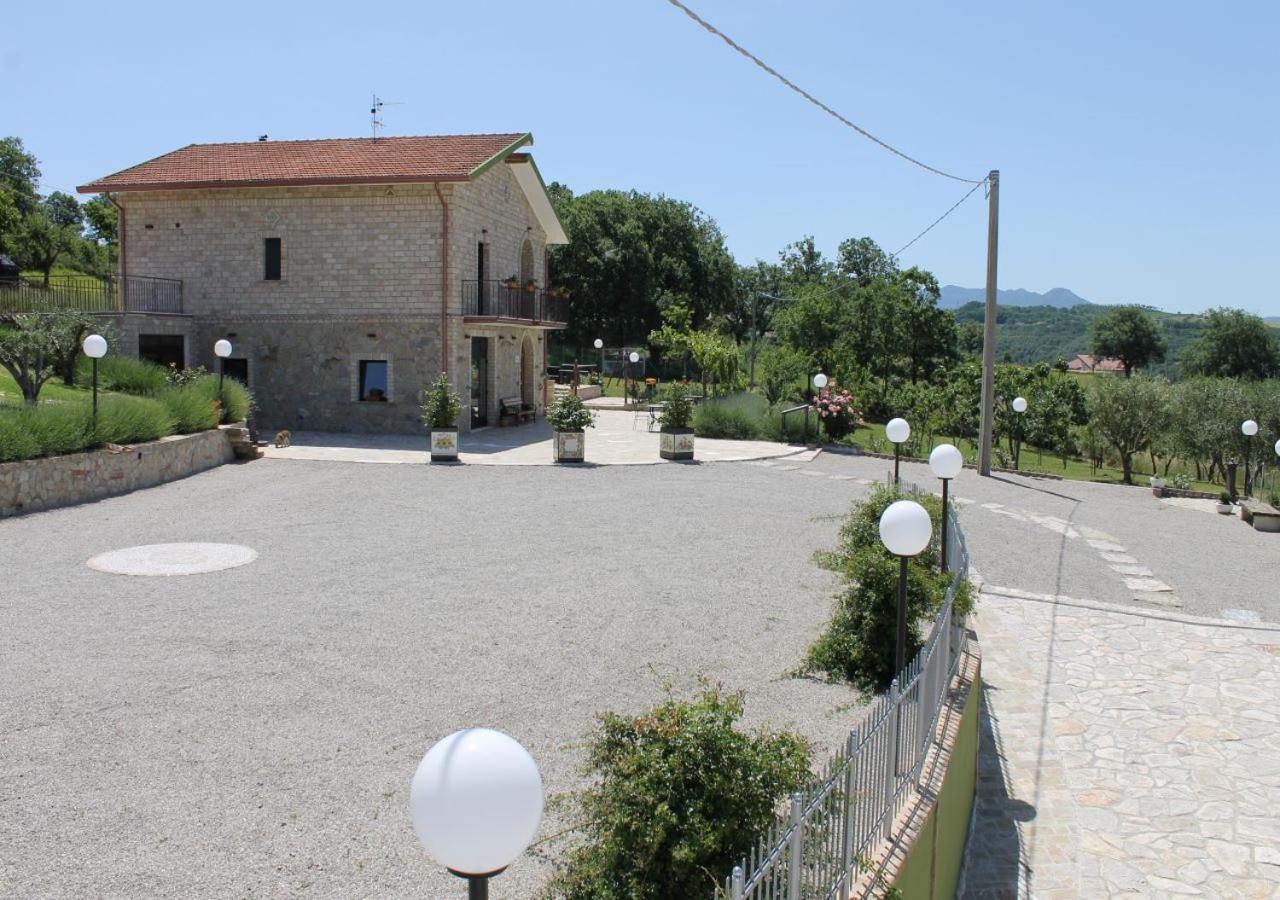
[0,370,94,407]
[843,420,1220,493]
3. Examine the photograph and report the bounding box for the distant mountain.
[939,285,1093,310]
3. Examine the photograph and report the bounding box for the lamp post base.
[448,869,507,900]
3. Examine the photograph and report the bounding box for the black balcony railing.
[462,280,569,326]
[0,275,184,315]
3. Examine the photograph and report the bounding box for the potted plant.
[658,391,695,461]
[523,278,538,294]
[1150,474,1166,495]
[1216,491,1234,515]
[504,275,520,290]
[546,287,559,299]
[547,393,594,463]
[421,372,462,463]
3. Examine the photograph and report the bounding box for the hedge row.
[0,375,251,463]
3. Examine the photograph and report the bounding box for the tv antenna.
[370,93,404,139]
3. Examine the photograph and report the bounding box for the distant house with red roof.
[1066,354,1125,374]
[78,133,568,433]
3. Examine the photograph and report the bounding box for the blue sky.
[4,1,1277,314]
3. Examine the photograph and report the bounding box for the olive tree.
[1088,375,1172,483]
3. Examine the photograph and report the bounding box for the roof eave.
[505,154,568,245]
[76,173,471,194]
[466,132,533,181]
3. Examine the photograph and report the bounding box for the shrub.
[164,364,210,387]
[657,390,693,430]
[542,686,810,900]
[694,398,763,440]
[79,354,169,396]
[171,374,252,424]
[420,372,462,428]
[811,388,859,442]
[93,394,174,445]
[0,410,43,461]
[162,384,220,433]
[0,403,94,459]
[805,484,973,690]
[547,394,595,432]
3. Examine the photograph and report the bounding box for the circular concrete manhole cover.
[86,543,258,576]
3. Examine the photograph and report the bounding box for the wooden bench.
[499,397,536,426]
[1240,500,1280,533]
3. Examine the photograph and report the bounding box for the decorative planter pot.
[659,427,695,461]
[430,427,459,462]
[553,431,585,463]
[1216,502,1234,515]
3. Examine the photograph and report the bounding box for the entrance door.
[222,358,249,384]
[138,334,185,369]
[470,336,489,428]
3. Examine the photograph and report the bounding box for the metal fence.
[720,482,969,900]
[0,275,183,314]
[461,280,569,325]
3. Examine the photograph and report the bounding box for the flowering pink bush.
[810,388,859,441]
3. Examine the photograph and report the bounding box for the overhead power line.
[664,0,986,185]
[893,180,987,257]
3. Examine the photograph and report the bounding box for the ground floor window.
[358,360,389,402]
[138,334,185,369]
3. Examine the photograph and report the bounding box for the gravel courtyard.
[1,457,868,899]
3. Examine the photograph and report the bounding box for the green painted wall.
[890,659,981,900]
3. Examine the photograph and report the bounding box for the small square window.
[264,238,282,280]
[359,360,388,401]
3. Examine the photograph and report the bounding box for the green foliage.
[92,394,174,445]
[80,354,170,395]
[1180,307,1280,380]
[1088,375,1172,483]
[757,344,807,406]
[546,184,739,351]
[0,311,92,403]
[162,381,222,433]
[420,371,462,428]
[812,387,858,442]
[0,402,92,460]
[693,392,767,439]
[82,195,118,245]
[547,393,595,432]
[164,363,210,387]
[542,685,811,900]
[0,136,41,215]
[657,390,693,430]
[806,484,972,691]
[42,191,83,230]
[1088,305,1167,376]
[12,209,76,285]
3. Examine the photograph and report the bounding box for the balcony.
[462,280,568,327]
[0,275,184,315]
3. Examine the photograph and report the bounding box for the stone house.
[78,133,569,433]
[1065,353,1124,374]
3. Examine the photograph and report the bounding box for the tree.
[778,235,832,286]
[0,136,40,215]
[1088,375,1172,483]
[835,235,897,286]
[757,344,808,405]
[14,210,75,286]
[1088,305,1167,376]
[0,190,18,255]
[42,191,84,231]
[1181,307,1280,379]
[546,185,739,352]
[82,195,118,246]
[0,312,92,403]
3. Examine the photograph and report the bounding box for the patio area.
[262,408,818,466]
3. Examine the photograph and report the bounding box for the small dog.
[273,430,292,448]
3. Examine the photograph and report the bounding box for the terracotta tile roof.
[78,133,531,193]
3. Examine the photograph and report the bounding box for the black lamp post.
[879,499,933,674]
[1011,396,1028,469]
[214,339,232,420]
[82,334,108,426]
[1242,419,1258,497]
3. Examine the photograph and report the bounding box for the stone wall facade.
[115,161,556,433]
[0,428,235,518]
[93,312,196,366]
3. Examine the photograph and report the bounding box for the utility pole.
[977,170,1000,476]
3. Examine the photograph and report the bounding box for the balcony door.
[470,336,489,428]
[476,241,488,315]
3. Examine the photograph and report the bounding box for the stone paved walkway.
[961,589,1280,899]
[262,409,815,466]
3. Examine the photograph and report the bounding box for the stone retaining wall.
[0,428,235,518]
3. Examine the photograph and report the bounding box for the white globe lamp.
[214,339,232,358]
[628,351,639,364]
[593,338,603,349]
[886,418,910,444]
[1242,419,1258,436]
[82,334,108,359]
[1012,396,1028,413]
[410,728,543,897]
[812,372,828,389]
